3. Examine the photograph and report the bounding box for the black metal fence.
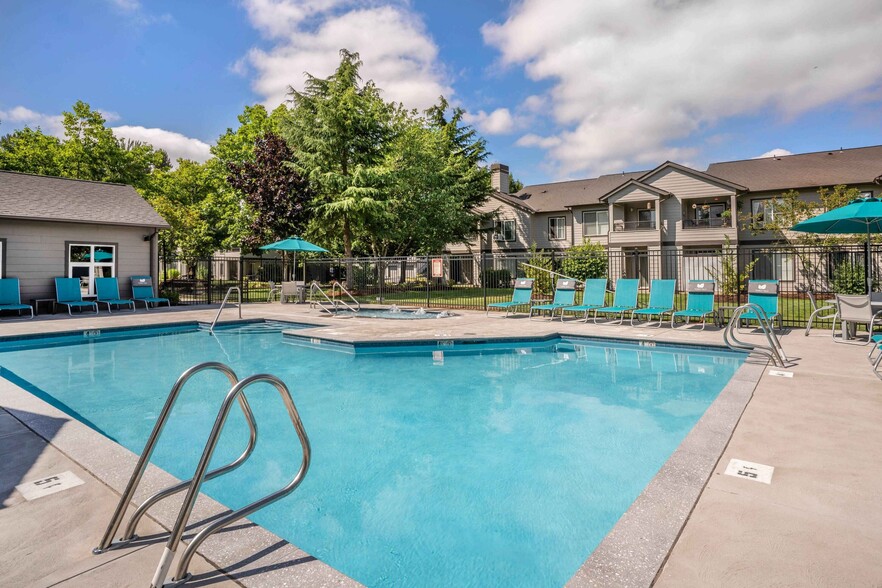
[160,244,881,327]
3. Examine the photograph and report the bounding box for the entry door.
[625,249,649,287]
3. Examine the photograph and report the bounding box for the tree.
[744,185,864,291]
[282,49,394,258]
[0,127,63,176]
[560,242,608,281]
[227,132,312,251]
[509,175,524,193]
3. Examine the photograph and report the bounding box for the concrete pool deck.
[0,303,879,587]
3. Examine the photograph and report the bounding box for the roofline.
[489,191,534,212]
[706,144,882,167]
[0,214,170,229]
[598,179,674,202]
[638,161,748,192]
[0,169,130,188]
[518,170,648,193]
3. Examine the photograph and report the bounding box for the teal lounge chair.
[630,279,676,327]
[486,278,534,317]
[95,277,135,313]
[530,279,577,320]
[671,280,716,330]
[560,279,608,322]
[592,278,639,324]
[131,276,170,310]
[739,280,781,330]
[55,277,98,315]
[0,278,33,319]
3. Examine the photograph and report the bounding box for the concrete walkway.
[0,303,879,586]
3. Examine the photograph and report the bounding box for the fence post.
[238,257,244,303]
[206,259,213,305]
[482,252,488,311]
[426,255,431,308]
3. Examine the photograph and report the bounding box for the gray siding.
[647,168,737,245]
[0,219,153,301]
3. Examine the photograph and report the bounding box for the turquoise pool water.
[0,324,743,587]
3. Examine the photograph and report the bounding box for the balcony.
[613,219,657,232]
[682,217,731,229]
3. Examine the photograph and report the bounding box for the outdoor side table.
[31,298,55,316]
[715,305,741,328]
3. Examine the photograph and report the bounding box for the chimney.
[490,163,510,194]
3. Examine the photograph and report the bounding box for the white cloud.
[515,133,561,149]
[111,126,212,163]
[483,0,882,178]
[239,0,452,111]
[463,108,516,135]
[0,106,64,136]
[754,148,793,159]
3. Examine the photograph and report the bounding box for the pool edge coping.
[0,321,763,588]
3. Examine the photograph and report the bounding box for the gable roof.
[0,171,169,228]
[706,145,882,192]
[638,161,748,192]
[513,171,646,212]
[489,190,534,212]
[599,179,674,202]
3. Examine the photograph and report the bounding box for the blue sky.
[2,0,882,185]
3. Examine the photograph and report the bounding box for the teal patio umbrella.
[259,236,328,281]
[791,196,882,293]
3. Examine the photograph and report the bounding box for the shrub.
[482,268,512,288]
[159,289,180,305]
[523,244,554,296]
[831,261,875,294]
[195,265,209,280]
[706,236,756,295]
[164,268,180,280]
[560,242,607,282]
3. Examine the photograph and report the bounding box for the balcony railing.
[682,217,731,229]
[613,220,656,232]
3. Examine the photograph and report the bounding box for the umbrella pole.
[868,225,873,294]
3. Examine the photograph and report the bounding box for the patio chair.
[671,281,716,330]
[95,277,135,313]
[591,278,639,324]
[0,277,34,319]
[486,278,534,317]
[560,279,608,322]
[630,279,676,327]
[267,281,282,302]
[529,279,577,320]
[739,280,782,331]
[803,289,836,336]
[55,277,98,315]
[831,294,882,345]
[130,276,170,310]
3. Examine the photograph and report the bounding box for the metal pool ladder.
[209,286,242,334]
[93,362,311,588]
[723,303,789,367]
[308,280,360,314]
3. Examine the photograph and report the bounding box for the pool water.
[0,325,743,587]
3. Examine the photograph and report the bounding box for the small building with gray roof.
[0,171,169,306]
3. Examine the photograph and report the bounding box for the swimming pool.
[0,323,743,587]
[331,306,454,319]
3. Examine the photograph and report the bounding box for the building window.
[751,250,794,281]
[860,190,874,199]
[582,210,609,236]
[548,216,566,240]
[68,244,115,295]
[494,219,516,242]
[751,198,780,228]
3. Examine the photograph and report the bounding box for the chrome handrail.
[94,362,257,554]
[308,280,360,314]
[723,303,788,367]
[150,374,311,588]
[209,287,242,334]
[330,280,360,312]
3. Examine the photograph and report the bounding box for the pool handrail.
[151,373,311,588]
[93,362,258,554]
[209,286,242,334]
[723,302,788,367]
[309,280,360,314]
